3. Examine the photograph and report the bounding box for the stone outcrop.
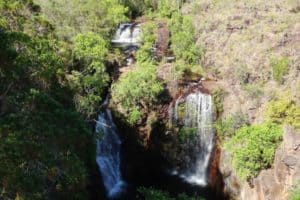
[221,126,300,200]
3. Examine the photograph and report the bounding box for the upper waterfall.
[172,91,215,186]
[96,108,126,199]
[111,23,141,47]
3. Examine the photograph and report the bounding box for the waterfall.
[111,23,141,47]
[96,108,125,199]
[173,92,214,186]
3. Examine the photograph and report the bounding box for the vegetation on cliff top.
[112,62,163,124]
[225,122,282,180]
[266,96,300,131]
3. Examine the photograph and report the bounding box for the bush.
[235,65,251,85]
[178,127,198,142]
[243,83,264,99]
[212,88,227,116]
[271,57,289,83]
[290,184,300,200]
[136,21,157,63]
[171,60,204,80]
[215,112,249,139]
[111,62,163,124]
[225,122,282,180]
[266,97,300,131]
[35,0,128,39]
[169,13,203,65]
[168,11,204,80]
[70,32,109,117]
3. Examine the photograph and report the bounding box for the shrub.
[35,0,128,39]
[71,32,109,116]
[136,21,157,63]
[243,83,264,99]
[169,13,203,65]
[178,127,198,142]
[289,184,300,200]
[266,97,300,130]
[225,122,282,180]
[111,62,163,124]
[157,0,179,18]
[167,10,204,80]
[215,112,249,139]
[271,57,289,83]
[212,88,227,116]
[171,60,204,80]
[236,65,251,85]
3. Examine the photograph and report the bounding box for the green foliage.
[71,32,109,116]
[74,32,108,61]
[271,57,289,83]
[243,83,264,99]
[235,65,251,85]
[290,184,300,200]
[0,1,94,199]
[112,62,163,124]
[225,123,282,180]
[177,102,186,120]
[212,88,227,116]
[157,0,178,17]
[168,11,203,80]
[35,0,128,39]
[169,13,202,65]
[138,187,173,200]
[136,21,157,63]
[171,60,204,80]
[137,187,203,200]
[121,0,185,17]
[215,112,249,139]
[0,91,94,200]
[178,127,198,142]
[128,107,142,125]
[266,97,300,130]
[120,0,155,17]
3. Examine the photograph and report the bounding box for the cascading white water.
[96,109,125,199]
[111,23,141,47]
[173,92,214,186]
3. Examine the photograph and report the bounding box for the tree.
[35,0,128,39]
[225,123,282,180]
[69,32,110,117]
[0,1,95,199]
[112,62,163,124]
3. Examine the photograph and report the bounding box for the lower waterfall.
[96,108,125,199]
[172,91,215,186]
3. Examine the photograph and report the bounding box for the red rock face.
[209,144,228,199]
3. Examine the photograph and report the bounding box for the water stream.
[96,108,125,199]
[172,91,215,186]
[95,22,142,199]
[111,23,141,47]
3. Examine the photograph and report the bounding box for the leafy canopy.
[225,123,282,180]
[35,0,128,39]
[112,62,163,124]
[266,96,300,131]
[271,57,289,83]
[70,32,109,116]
